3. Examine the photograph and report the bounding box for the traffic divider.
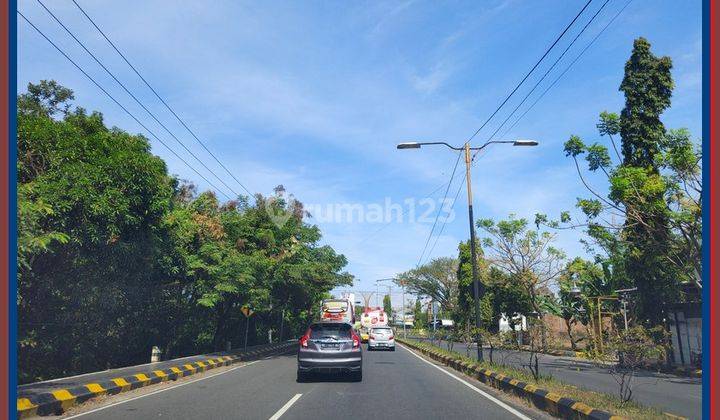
[17,341,296,418]
[397,338,626,420]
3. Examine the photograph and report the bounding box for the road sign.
[241,306,254,318]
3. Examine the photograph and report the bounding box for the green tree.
[17,81,177,382]
[413,299,427,328]
[544,38,701,328]
[383,294,393,318]
[397,258,459,315]
[16,81,354,383]
[477,215,566,350]
[455,240,491,328]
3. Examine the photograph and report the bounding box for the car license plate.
[321,343,340,349]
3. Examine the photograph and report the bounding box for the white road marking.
[398,344,533,420]
[268,393,302,420]
[62,361,260,419]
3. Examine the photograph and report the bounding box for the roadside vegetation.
[396,37,702,406]
[17,81,353,383]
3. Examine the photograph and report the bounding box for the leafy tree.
[383,294,393,318]
[541,38,701,327]
[476,215,565,317]
[16,81,353,383]
[397,257,459,315]
[477,215,566,350]
[413,299,427,328]
[17,81,177,382]
[455,240,491,328]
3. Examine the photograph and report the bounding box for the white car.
[367,326,395,351]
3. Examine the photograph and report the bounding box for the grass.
[399,338,676,420]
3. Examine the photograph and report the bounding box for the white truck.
[320,298,355,324]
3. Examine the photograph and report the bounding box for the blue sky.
[18,0,702,306]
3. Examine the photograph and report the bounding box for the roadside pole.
[465,143,484,362]
[402,281,406,339]
[241,306,254,352]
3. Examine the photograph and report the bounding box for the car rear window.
[310,323,352,339]
[372,328,392,334]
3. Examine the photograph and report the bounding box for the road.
[57,344,549,420]
[418,337,701,419]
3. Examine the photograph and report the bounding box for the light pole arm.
[421,140,516,151]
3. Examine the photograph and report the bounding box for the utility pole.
[397,139,538,362]
[401,280,407,338]
[464,143,484,362]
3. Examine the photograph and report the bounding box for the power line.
[464,0,594,145]
[416,0,595,265]
[422,171,466,265]
[484,0,612,143]
[416,155,461,266]
[70,0,254,197]
[36,0,239,199]
[18,11,233,200]
[501,0,634,138]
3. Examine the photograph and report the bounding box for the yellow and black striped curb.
[17,342,295,418]
[397,338,625,420]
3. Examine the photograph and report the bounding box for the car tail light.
[299,330,310,348]
[369,334,375,340]
[352,332,360,348]
[388,335,394,340]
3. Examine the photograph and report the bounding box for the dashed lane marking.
[268,394,302,420]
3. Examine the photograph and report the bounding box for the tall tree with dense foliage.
[544,38,701,328]
[16,81,353,383]
[397,258,459,315]
[383,294,393,318]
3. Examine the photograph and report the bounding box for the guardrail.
[18,341,296,418]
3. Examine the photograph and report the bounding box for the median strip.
[17,342,295,418]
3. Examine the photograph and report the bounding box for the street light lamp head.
[397,142,421,149]
[513,140,539,147]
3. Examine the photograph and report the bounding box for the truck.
[360,307,388,329]
[320,297,355,324]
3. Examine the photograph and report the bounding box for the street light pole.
[464,143,484,362]
[402,281,406,338]
[397,138,538,362]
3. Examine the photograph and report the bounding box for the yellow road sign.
[241,306,254,317]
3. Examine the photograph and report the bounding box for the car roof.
[310,321,353,326]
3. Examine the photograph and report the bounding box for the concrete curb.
[397,338,625,420]
[17,342,295,418]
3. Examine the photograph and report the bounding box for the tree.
[477,215,565,318]
[397,258,459,315]
[455,240,490,328]
[17,81,177,381]
[383,294,393,318]
[594,326,668,404]
[413,300,427,328]
[16,81,354,383]
[477,215,566,351]
[542,38,700,328]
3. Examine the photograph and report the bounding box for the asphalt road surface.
[57,344,550,420]
[420,338,701,419]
